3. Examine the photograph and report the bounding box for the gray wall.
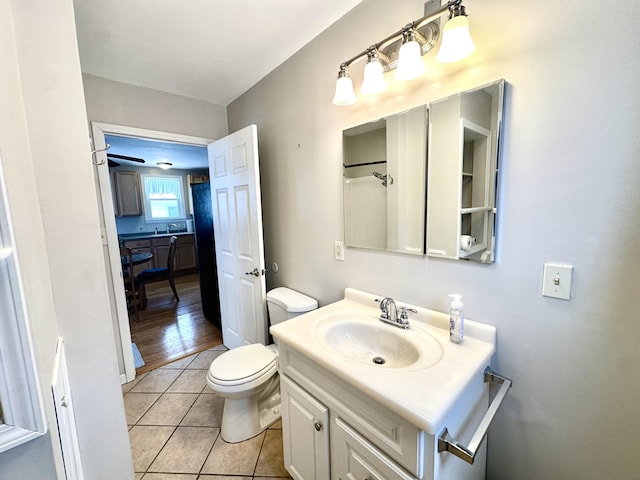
[228,0,640,478]
[83,73,228,140]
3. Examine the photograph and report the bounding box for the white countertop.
[270,287,496,434]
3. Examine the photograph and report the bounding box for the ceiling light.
[157,162,173,170]
[332,0,475,106]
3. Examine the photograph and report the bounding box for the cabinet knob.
[314,422,322,431]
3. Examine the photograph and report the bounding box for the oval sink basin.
[316,316,443,369]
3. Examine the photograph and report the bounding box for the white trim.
[0,154,47,453]
[90,122,213,384]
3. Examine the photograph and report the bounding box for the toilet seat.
[208,343,277,387]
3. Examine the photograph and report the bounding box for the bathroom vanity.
[270,288,507,480]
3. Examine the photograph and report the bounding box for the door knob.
[244,267,265,277]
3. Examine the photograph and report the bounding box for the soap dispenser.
[448,294,464,344]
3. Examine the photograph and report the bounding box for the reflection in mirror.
[343,105,427,255]
[426,79,505,263]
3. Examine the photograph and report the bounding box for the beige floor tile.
[254,477,292,479]
[122,372,149,394]
[187,349,226,370]
[209,345,228,352]
[200,431,265,476]
[149,426,219,474]
[142,474,197,480]
[138,393,199,426]
[135,473,144,480]
[180,393,224,427]
[254,429,289,477]
[167,369,208,393]
[129,425,175,472]
[131,369,182,393]
[159,353,197,370]
[268,418,283,429]
[124,392,161,425]
[197,477,251,479]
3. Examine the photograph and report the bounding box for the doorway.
[91,122,218,382]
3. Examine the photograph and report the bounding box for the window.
[141,174,186,221]
[0,157,46,453]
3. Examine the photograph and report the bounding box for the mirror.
[426,79,505,263]
[343,105,428,255]
[342,79,505,263]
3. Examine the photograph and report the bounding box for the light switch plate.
[542,263,573,300]
[335,241,345,261]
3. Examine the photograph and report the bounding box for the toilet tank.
[267,287,318,326]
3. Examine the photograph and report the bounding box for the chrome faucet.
[377,297,413,329]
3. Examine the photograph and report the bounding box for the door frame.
[91,122,214,383]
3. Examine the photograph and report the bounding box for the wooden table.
[121,252,153,267]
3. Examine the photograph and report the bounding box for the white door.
[207,125,267,349]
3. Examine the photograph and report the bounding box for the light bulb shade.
[395,40,425,80]
[436,15,475,63]
[333,75,356,105]
[361,59,387,95]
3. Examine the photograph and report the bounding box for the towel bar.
[437,366,512,464]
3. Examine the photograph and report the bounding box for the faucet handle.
[399,306,417,320]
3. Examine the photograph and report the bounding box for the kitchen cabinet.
[175,235,197,271]
[123,238,152,276]
[112,171,142,216]
[123,234,197,276]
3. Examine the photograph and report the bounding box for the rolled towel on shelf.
[460,235,477,251]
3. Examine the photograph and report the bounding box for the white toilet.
[206,287,317,443]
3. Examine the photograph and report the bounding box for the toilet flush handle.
[314,422,322,431]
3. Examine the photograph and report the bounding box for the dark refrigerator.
[191,181,221,329]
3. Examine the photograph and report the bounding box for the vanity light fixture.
[157,162,173,170]
[395,27,426,80]
[436,2,475,62]
[361,48,389,95]
[332,0,475,106]
[332,64,357,105]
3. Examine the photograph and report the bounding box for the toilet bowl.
[206,287,317,443]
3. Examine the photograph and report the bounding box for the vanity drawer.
[280,346,424,478]
[332,416,417,480]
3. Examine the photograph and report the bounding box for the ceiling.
[104,135,208,170]
[74,0,364,107]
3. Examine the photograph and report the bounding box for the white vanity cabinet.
[281,375,330,480]
[279,342,487,480]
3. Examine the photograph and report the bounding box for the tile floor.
[123,345,292,480]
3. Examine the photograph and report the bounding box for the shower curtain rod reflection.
[343,160,386,168]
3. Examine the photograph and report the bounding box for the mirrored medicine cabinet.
[342,79,505,263]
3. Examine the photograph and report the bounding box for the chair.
[136,235,179,308]
[120,246,143,321]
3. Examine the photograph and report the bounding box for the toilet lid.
[209,343,277,384]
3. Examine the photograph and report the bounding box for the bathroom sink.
[313,314,443,369]
[271,288,497,434]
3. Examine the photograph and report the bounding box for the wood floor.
[129,273,222,374]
